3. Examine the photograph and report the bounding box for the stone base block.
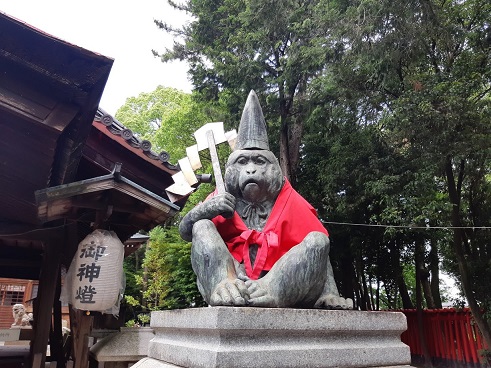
[90,327,154,364]
[135,307,411,368]
[133,357,182,367]
[132,361,413,368]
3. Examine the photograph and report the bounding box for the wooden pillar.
[50,268,65,368]
[30,239,62,368]
[71,308,94,368]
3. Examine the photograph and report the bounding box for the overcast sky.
[1,0,192,115]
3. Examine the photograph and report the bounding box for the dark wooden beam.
[50,268,65,368]
[0,222,70,241]
[0,259,40,268]
[71,197,146,214]
[71,308,93,368]
[29,237,62,368]
[0,244,43,279]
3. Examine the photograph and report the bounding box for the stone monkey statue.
[180,90,352,309]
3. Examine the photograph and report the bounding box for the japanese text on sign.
[75,241,107,304]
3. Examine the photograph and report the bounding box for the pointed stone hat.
[235,90,269,150]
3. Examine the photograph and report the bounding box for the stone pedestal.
[90,327,154,367]
[132,307,411,368]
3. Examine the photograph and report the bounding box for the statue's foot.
[245,279,277,307]
[209,278,249,306]
[314,293,353,310]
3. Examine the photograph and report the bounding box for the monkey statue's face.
[225,149,284,204]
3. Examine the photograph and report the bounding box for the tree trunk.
[392,243,414,309]
[375,249,381,310]
[278,80,304,186]
[445,157,491,348]
[368,273,376,310]
[279,114,292,182]
[354,256,366,310]
[414,242,436,309]
[287,78,307,186]
[397,275,414,309]
[421,267,436,309]
[376,277,380,311]
[384,283,394,310]
[361,268,372,310]
[340,252,355,303]
[352,262,363,310]
[429,240,442,309]
[355,254,371,311]
[142,242,149,309]
[416,237,433,368]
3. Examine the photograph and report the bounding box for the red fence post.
[458,311,472,363]
[400,308,488,366]
[463,309,478,363]
[434,310,445,359]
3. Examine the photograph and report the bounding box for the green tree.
[116,85,227,160]
[155,0,338,184]
[116,87,228,310]
[148,3,491,353]
[307,0,491,349]
[142,226,206,309]
[298,105,421,310]
[123,243,146,322]
[116,85,232,212]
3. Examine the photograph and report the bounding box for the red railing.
[401,308,489,367]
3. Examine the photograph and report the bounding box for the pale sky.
[1,0,193,115]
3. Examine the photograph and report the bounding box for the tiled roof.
[93,108,178,172]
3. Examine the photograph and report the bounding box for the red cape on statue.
[210,179,328,280]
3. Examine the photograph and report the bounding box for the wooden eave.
[0,12,113,233]
[124,233,150,257]
[0,12,189,283]
[35,165,179,242]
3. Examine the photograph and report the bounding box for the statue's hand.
[314,293,353,310]
[179,192,236,241]
[210,278,249,306]
[199,192,236,219]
